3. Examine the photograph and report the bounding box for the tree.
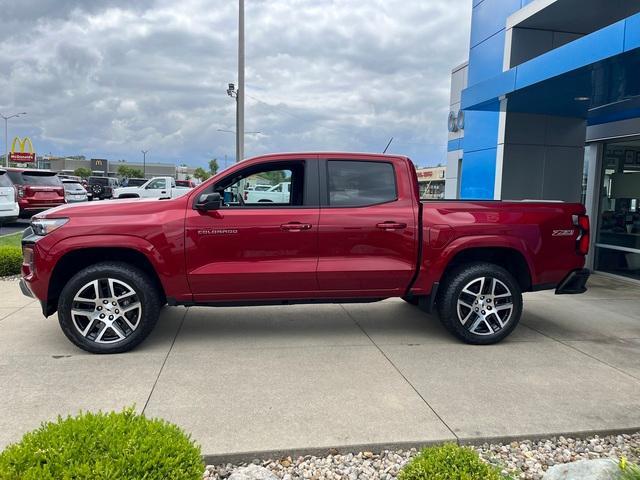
[193,167,210,181]
[117,165,144,179]
[74,167,92,179]
[208,159,219,176]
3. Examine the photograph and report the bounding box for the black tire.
[437,262,522,345]
[57,262,161,354]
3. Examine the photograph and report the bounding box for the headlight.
[31,218,69,236]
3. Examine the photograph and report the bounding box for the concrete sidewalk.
[1,274,639,461]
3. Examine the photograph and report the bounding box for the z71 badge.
[552,229,575,237]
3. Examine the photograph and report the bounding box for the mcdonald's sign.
[9,137,36,163]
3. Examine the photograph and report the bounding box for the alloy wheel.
[70,278,142,344]
[456,276,514,336]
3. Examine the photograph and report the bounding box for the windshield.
[90,177,108,185]
[0,172,12,188]
[127,179,146,187]
[8,171,62,187]
[63,182,85,192]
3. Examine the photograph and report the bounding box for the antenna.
[383,137,394,154]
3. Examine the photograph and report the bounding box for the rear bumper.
[555,268,590,295]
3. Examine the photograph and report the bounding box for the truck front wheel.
[57,262,161,354]
[437,262,522,345]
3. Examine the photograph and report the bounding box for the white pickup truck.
[245,182,291,203]
[112,176,191,200]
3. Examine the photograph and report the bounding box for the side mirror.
[196,192,222,211]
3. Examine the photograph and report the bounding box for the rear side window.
[327,161,397,207]
[0,172,12,188]
[8,171,62,186]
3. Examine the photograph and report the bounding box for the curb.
[201,426,640,465]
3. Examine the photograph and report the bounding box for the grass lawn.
[0,232,22,248]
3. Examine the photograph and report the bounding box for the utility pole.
[237,0,245,162]
[1,112,27,167]
[141,149,149,177]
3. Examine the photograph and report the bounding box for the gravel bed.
[203,432,640,480]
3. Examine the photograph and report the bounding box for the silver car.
[62,179,88,203]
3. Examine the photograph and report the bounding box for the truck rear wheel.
[57,262,161,354]
[437,262,522,345]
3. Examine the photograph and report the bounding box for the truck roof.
[243,152,411,162]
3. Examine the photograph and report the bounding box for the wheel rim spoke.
[456,275,514,336]
[71,277,142,345]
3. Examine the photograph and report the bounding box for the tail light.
[13,186,18,202]
[244,191,248,201]
[17,185,25,198]
[573,214,590,255]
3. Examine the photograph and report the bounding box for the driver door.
[184,158,320,302]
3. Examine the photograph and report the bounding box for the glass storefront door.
[595,140,640,281]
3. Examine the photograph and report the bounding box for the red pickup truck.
[20,153,590,354]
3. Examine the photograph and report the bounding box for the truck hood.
[113,186,140,195]
[35,196,187,220]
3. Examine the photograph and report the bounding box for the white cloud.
[0,0,471,168]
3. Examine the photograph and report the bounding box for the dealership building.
[446,0,640,282]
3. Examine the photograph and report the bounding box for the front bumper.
[19,278,34,298]
[555,268,590,294]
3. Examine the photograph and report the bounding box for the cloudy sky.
[1,0,471,170]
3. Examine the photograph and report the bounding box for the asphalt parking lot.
[0,274,639,461]
[0,219,29,237]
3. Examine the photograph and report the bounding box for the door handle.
[376,221,407,231]
[281,222,312,232]
[161,191,167,194]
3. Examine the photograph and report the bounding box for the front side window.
[327,161,396,207]
[212,162,304,208]
[147,179,166,190]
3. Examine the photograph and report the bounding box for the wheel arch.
[440,246,533,293]
[46,247,166,316]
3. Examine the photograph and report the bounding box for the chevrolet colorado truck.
[20,153,590,354]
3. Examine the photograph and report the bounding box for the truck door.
[184,158,320,302]
[316,157,418,296]
[143,178,167,198]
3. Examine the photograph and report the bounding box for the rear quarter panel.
[412,201,587,295]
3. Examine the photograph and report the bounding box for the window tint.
[63,181,84,192]
[8,171,63,187]
[0,172,12,188]
[327,161,396,207]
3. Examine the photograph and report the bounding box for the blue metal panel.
[461,110,500,153]
[468,30,507,85]
[460,148,497,200]
[462,69,516,110]
[624,12,640,51]
[515,20,626,90]
[448,138,464,152]
[470,0,520,47]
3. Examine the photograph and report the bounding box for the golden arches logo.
[10,136,34,154]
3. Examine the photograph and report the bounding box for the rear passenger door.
[316,157,418,296]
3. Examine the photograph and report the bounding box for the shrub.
[620,457,640,480]
[399,443,507,480]
[0,408,203,480]
[0,246,21,277]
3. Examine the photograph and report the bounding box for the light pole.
[226,0,245,163]
[141,149,149,177]
[1,112,27,167]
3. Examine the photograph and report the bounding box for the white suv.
[0,169,19,225]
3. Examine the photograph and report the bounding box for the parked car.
[244,182,291,203]
[7,168,65,217]
[121,178,147,188]
[87,176,119,200]
[62,179,88,203]
[20,152,590,354]
[58,174,82,182]
[176,179,196,188]
[112,176,191,199]
[0,169,19,225]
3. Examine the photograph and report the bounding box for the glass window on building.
[595,140,640,281]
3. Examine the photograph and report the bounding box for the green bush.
[0,408,203,480]
[620,457,640,480]
[399,443,508,480]
[0,246,21,277]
